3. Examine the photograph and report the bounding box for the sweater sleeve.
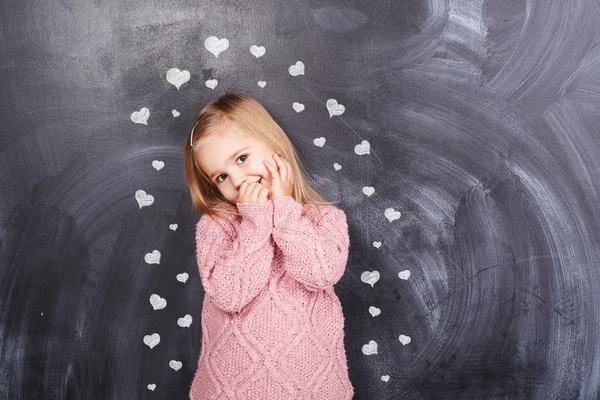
[271,196,350,291]
[195,201,274,314]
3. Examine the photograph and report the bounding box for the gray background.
[1,0,600,399]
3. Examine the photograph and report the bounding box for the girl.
[183,91,354,399]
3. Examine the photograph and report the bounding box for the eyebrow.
[209,146,251,180]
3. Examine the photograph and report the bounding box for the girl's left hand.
[263,154,294,201]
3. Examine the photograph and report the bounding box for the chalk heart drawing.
[166,68,190,90]
[363,186,375,196]
[147,384,156,391]
[250,45,265,58]
[399,335,411,345]
[145,250,161,265]
[333,163,341,171]
[143,333,160,349]
[293,102,304,113]
[150,294,166,310]
[176,273,189,283]
[398,270,410,280]
[361,270,380,287]
[206,79,218,89]
[130,107,149,125]
[205,36,229,57]
[178,314,193,328]
[257,81,266,88]
[314,137,326,147]
[369,306,381,317]
[135,190,154,209]
[169,360,182,371]
[354,140,370,155]
[381,375,390,382]
[288,61,305,76]
[373,241,381,248]
[362,340,378,355]
[169,224,178,231]
[172,109,180,117]
[152,160,164,171]
[326,99,345,117]
[385,208,401,222]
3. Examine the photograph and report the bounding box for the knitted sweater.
[189,196,354,400]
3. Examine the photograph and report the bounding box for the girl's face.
[194,123,277,204]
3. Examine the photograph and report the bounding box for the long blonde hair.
[183,90,336,222]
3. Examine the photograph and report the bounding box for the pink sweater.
[189,196,354,399]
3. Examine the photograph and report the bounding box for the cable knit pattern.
[189,196,354,400]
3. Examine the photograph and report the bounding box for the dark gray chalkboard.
[2,0,599,399]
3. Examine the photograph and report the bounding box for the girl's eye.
[215,154,248,184]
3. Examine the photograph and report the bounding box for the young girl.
[183,91,354,399]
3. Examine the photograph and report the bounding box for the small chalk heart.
[149,294,166,310]
[177,314,193,327]
[369,306,381,317]
[288,61,305,76]
[361,340,378,355]
[399,335,411,345]
[176,273,188,283]
[398,270,410,280]
[169,360,182,371]
[143,333,160,349]
[130,108,150,125]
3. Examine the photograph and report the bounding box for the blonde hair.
[183,90,336,223]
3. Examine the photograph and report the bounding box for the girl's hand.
[237,181,270,204]
[263,154,294,201]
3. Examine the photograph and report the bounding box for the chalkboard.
[1,0,599,399]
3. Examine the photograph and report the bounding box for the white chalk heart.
[172,109,180,117]
[399,335,411,345]
[361,340,378,355]
[143,333,160,349]
[250,45,266,58]
[369,306,381,317]
[354,140,370,155]
[363,186,375,196]
[373,241,381,248]
[169,360,182,371]
[130,107,150,125]
[144,250,161,265]
[169,223,178,231]
[361,270,380,287]
[398,270,410,280]
[135,190,154,209]
[288,61,305,76]
[152,160,164,171]
[177,314,193,327]
[326,98,345,117]
[176,273,189,283]
[166,68,190,90]
[333,163,341,171]
[381,375,390,382]
[292,102,304,113]
[257,81,266,88]
[147,383,156,391]
[150,294,167,310]
[205,36,229,57]
[385,208,401,222]
[313,137,326,147]
[205,79,218,89]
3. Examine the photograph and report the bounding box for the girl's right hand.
[237,181,270,204]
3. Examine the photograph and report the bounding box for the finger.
[263,159,277,179]
[275,154,287,181]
